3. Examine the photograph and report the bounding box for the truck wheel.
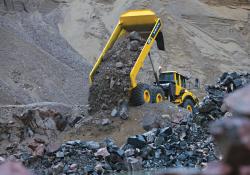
[151,87,165,103]
[183,99,195,113]
[130,83,151,106]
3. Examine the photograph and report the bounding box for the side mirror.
[156,32,165,51]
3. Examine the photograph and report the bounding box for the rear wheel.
[130,83,151,106]
[183,99,195,113]
[151,86,165,103]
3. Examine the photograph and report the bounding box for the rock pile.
[194,72,250,126]
[123,120,217,170]
[0,106,70,156]
[88,31,146,114]
[21,140,99,175]
[155,85,250,175]
[203,85,250,175]
[18,118,216,175]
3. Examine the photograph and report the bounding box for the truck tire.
[183,99,195,113]
[130,83,151,106]
[151,86,165,103]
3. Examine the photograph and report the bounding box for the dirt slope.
[0,28,89,105]
[203,0,250,6]
[0,0,91,105]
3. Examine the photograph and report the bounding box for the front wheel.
[183,99,195,113]
[130,83,151,106]
[151,86,165,103]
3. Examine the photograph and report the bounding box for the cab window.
[159,73,174,82]
[181,77,186,88]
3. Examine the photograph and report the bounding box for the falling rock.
[118,100,129,120]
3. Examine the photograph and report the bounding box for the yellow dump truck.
[89,9,198,112]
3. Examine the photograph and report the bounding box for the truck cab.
[157,71,198,112]
[159,71,187,96]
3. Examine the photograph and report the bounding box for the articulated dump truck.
[89,10,198,112]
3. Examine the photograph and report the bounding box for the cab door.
[175,73,183,96]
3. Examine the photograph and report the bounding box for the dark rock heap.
[161,84,250,175]
[194,72,250,127]
[88,31,146,114]
[20,118,216,175]
[123,119,217,170]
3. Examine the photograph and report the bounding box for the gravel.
[18,117,217,175]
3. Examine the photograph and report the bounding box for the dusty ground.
[60,102,189,146]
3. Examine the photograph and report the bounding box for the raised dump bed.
[89,9,165,89]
